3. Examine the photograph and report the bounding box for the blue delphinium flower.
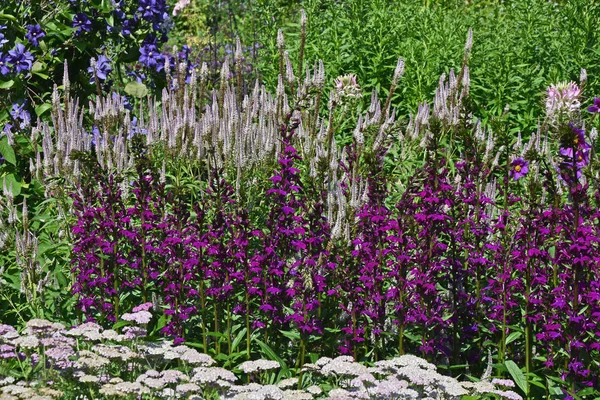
[7,44,34,73]
[0,52,10,75]
[87,55,113,83]
[139,43,164,71]
[10,102,31,129]
[25,24,46,47]
[73,13,92,35]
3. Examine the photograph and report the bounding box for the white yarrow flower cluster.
[238,360,281,374]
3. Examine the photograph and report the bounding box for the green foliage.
[222,0,599,137]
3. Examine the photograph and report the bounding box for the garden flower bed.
[1,0,599,399]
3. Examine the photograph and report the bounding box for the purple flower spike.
[510,157,529,180]
[25,24,46,47]
[588,97,600,114]
[7,44,34,73]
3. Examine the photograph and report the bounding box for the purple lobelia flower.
[7,44,34,73]
[587,97,600,114]
[509,157,529,180]
[0,52,10,75]
[139,43,164,71]
[87,55,112,83]
[25,24,46,47]
[72,13,92,35]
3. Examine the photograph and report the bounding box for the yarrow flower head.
[546,81,581,120]
[121,310,152,325]
[509,157,529,181]
[588,97,600,113]
[25,24,46,47]
[333,73,362,102]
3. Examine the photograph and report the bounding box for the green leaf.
[0,136,16,165]
[32,61,45,73]
[505,331,522,345]
[279,329,300,340]
[35,103,52,117]
[0,14,17,22]
[505,360,527,395]
[33,71,49,80]
[124,81,148,98]
[231,327,247,351]
[0,79,14,89]
[112,320,131,330]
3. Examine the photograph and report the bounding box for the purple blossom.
[7,43,34,73]
[10,102,31,129]
[121,18,137,36]
[0,30,8,49]
[138,0,168,23]
[139,43,164,71]
[509,157,529,180]
[588,97,600,113]
[72,13,92,35]
[0,52,10,75]
[25,24,46,47]
[87,55,112,83]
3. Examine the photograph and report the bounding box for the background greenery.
[171,0,600,136]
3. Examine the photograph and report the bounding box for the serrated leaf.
[35,103,52,117]
[0,79,14,89]
[0,136,16,165]
[505,360,527,395]
[125,81,148,98]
